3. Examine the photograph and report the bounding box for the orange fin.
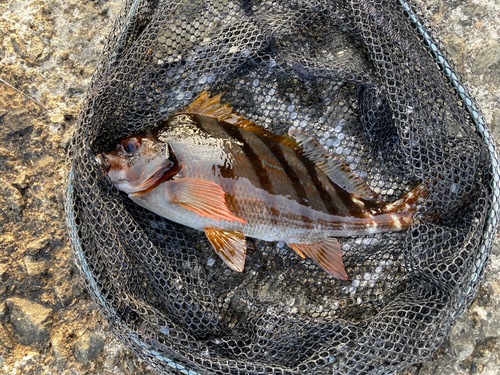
[289,239,348,280]
[170,178,247,224]
[178,92,298,145]
[178,91,252,129]
[289,129,383,202]
[204,228,247,272]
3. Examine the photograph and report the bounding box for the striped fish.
[99,92,427,280]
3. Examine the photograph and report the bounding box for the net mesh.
[64,0,500,374]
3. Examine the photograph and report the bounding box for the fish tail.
[381,183,429,229]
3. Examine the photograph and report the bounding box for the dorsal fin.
[177,91,252,129]
[289,129,383,202]
[179,93,381,202]
[177,92,300,147]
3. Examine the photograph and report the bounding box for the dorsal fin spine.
[178,92,298,147]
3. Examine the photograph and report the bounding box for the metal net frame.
[65,0,500,374]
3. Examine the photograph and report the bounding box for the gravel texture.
[0,0,499,374]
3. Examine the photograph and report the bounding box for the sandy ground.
[0,0,499,374]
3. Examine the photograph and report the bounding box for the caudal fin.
[285,184,427,280]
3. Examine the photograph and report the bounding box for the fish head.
[98,134,179,195]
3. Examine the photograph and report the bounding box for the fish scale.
[100,92,427,280]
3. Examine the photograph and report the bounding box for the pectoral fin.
[170,178,247,224]
[289,239,348,280]
[204,228,247,272]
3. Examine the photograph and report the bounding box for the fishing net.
[65,0,500,374]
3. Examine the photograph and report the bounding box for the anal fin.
[289,238,348,280]
[205,228,247,272]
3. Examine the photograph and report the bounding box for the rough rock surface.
[6,297,53,346]
[73,332,105,364]
[0,0,499,374]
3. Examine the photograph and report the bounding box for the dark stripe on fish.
[217,121,275,195]
[296,153,341,216]
[333,182,369,216]
[210,164,241,214]
[258,135,310,206]
[224,193,241,218]
[217,163,236,179]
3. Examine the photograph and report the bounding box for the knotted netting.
[65,0,500,374]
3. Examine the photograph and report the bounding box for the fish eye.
[123,138,142,153]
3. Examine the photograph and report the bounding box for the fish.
[99,92,427,280]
